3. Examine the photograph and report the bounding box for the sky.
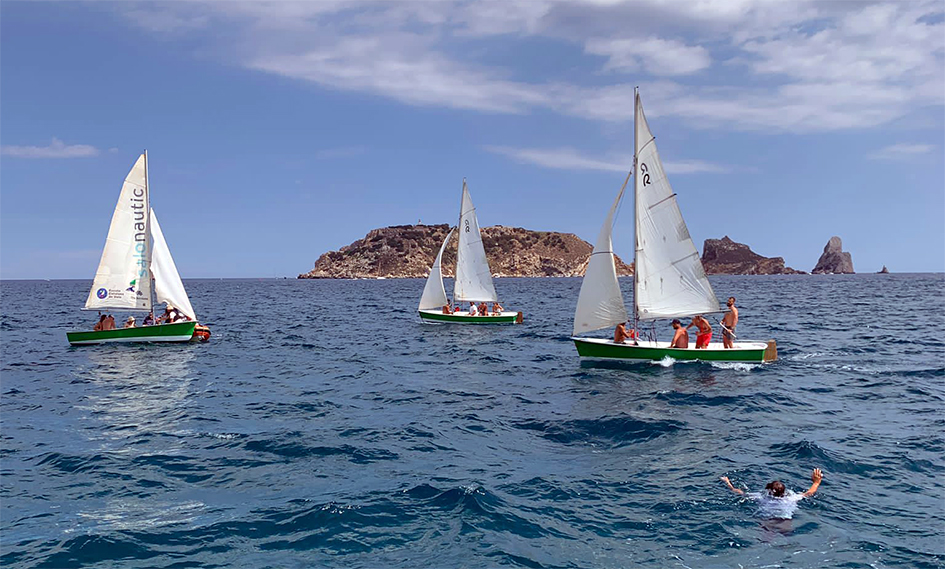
[1,0,943,279]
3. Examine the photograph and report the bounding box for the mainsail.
[150,209,197,321]
[572,174,630,335]
[418,228,454,310]
[84,153,152,312]
[633,92,718,320]
[453,180,498,303]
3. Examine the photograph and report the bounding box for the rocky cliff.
[298,224,634,279]
[812,236,855,274]
[701,236,804,275]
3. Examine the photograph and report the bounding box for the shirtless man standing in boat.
[670,319,689,348]
[721,297,738,348]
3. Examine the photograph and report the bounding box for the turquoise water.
[2,275,943,568]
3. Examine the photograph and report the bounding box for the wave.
[513,416,684,447]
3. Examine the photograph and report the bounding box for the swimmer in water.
[720,468,823,520]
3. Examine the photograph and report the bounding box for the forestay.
[418,228,454,310]
[573,175,630,335]
[150,209,196,320]
[633,93,718,320]
[84,153,152,312]
[453,180,498,303]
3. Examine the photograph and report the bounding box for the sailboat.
[66,152,211,346]
[418,180,523,324]
[571,90,776,363]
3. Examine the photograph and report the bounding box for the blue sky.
[2,0,943,278]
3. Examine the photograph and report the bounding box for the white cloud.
[1,138,100,158]
[116,1,945,134]
[585,37,711,76]
[485,145,728,174]
[868,143,936,161]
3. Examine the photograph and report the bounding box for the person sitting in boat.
[687,315,712,349]
[93,314,106,331]
[492,302,503,315]
[614,322,630,344]
[720,468,823,519]
[670,319,689,348]
[468,302,478,316]
[441,304,452,314]
[103,315,117,330]
[142,311,155,326]
[478,301,489,316]
[161,304,187,324]
[123,316,136,328]
[721,296,738,348]
[453,305,462,314]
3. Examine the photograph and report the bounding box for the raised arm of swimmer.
[802,468,823,497]
[719,476,745,495]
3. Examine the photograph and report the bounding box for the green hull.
[572,337,774,363]
[67,321,198,346]
[419,309,521,324]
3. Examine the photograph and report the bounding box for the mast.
[144,149,154,313]
[454,177,465,304]
[632,87,639,328]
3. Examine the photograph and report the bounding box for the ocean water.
[1,274,943,569]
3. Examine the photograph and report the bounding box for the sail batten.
[419,228,454,310]
[453,180,498,303]
[84,154,152,312]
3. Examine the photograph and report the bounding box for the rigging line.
[639,136,656,154]
[611,169,633,231]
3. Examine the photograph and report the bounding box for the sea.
[1,274,943,569]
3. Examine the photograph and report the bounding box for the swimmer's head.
[765,480,786,497]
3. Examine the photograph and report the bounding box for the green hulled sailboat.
[571,90,775,363]
[418,180,522,324]
[66,152,210,346]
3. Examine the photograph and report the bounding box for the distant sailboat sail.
[150,209,196,321]
[84,153,152,312]
[453,180,498,303]
[633,92,717,320]
[418,228,454,310]
[572,174,630,335]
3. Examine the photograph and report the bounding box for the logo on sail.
[127,278,136,292]
[97,288,108,299]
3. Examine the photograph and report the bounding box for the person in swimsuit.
[720,468,823,520]
[478,301,489,316]
[687,315,713,349]
[123,316,136,328]
[103,315,116,330]
[721,296,738,348]
[93,314,106,331]
[670,319,689,348]
[492,302,503,315]
[442,304,452,314]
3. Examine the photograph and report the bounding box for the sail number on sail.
[640,162,651,186]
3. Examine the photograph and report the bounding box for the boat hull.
[572,337,776,363]
[419,309,522,324]
[67,321,199,346]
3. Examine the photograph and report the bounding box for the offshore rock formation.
[299,224,634,279]
[701,236,804,275]
[812,236,855,274]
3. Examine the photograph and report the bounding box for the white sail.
[418,228,454,310]
[453,180,498,303]
[573,175,630,335]
[84,153,152,312]
[633,93,718,320]
[150,209,196,321]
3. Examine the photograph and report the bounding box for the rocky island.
[812,236,855,274]
[299,224,633,279]
[701,236,804,275]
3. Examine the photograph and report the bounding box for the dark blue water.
[2,275,943,568]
